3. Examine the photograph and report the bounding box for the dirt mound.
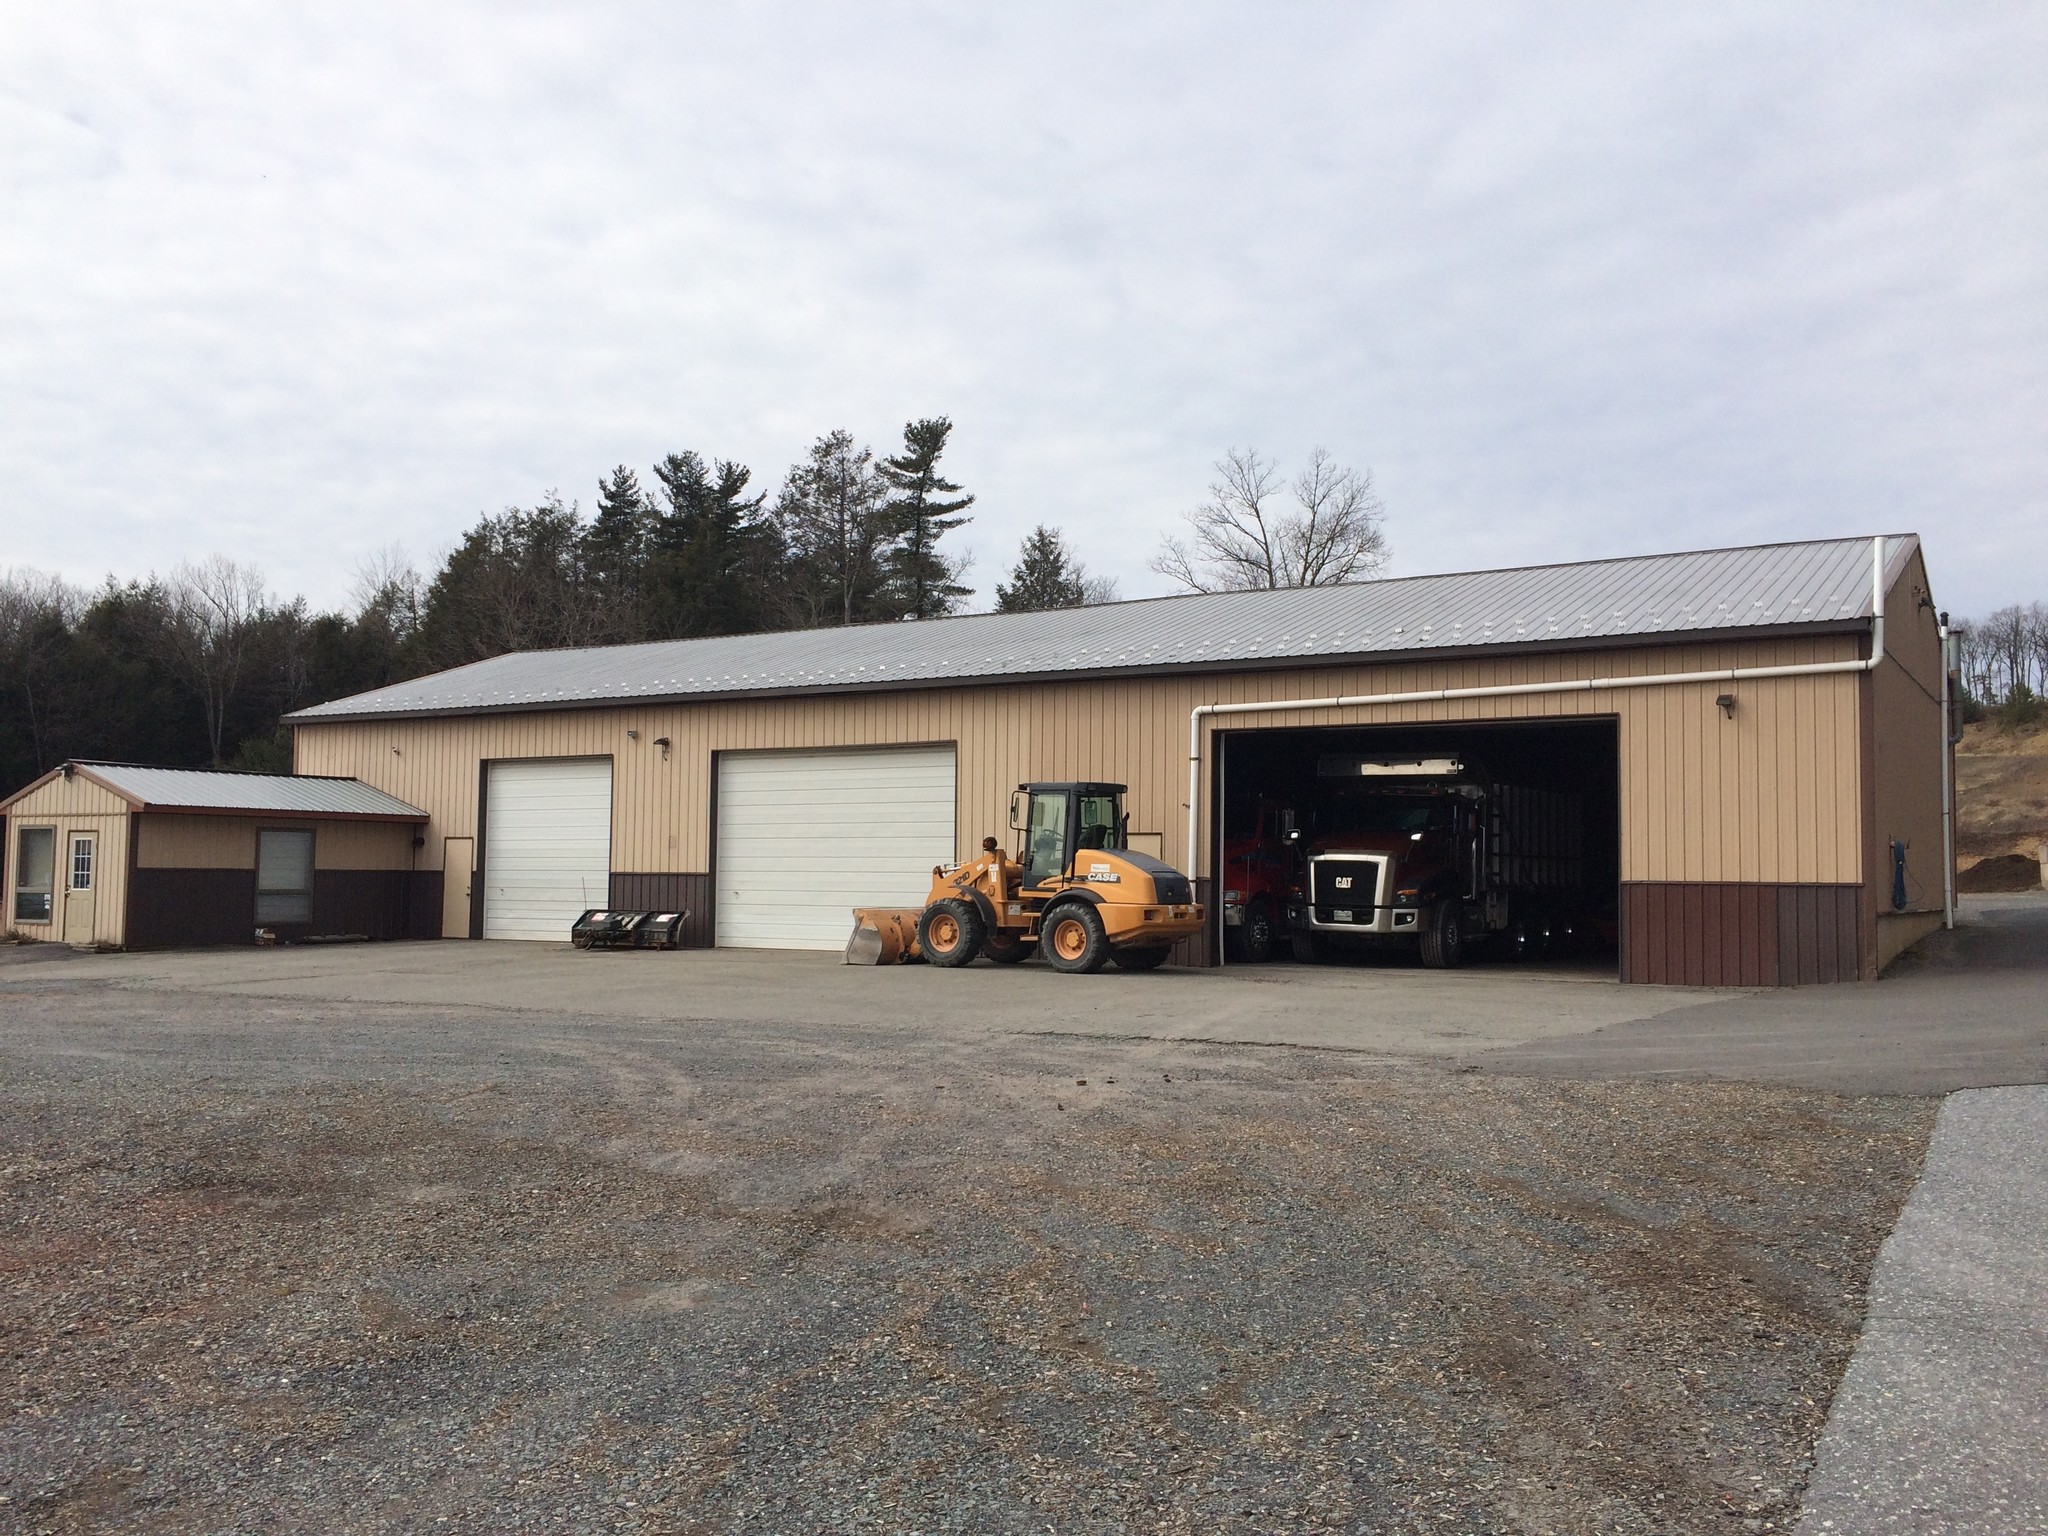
[1957,718,2048,860]
[1957,853,2044,892]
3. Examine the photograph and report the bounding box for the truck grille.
[1310,858,1382,922]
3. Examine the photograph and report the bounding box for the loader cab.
[1011,781,1127,889]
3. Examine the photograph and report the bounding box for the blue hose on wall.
[1891,839,1908,911]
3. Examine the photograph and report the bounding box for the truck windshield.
[1319,799,1439,838]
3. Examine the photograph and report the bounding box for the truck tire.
[1290,930,1329,964]
[1227,898,1277,963]
[982,929,1033,964]
[1112,944,1172,971]
[918,899,984,967]
[1420,901,1467,969]
[1041,903,1111,974]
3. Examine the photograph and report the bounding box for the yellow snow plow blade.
[845,907,922,965]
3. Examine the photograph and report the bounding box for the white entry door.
[716,746,956,950]
[483,758,613,940]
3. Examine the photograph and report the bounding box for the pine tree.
[996,526,1089,613]
[581,466,653,637]
[644,451,775,638]
[774,431,895,627]
[878,417,974,620]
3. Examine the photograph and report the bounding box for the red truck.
[1283,756,1587,968]
[1220,798,1297,962]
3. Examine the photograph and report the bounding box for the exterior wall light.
[1716,693,1737,719]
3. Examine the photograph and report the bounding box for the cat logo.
[1334,876,1353,890]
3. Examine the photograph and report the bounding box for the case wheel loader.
[848,782,1205,974]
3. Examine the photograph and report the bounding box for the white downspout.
[1939,622,1957,929]
[1185,535,1890,925]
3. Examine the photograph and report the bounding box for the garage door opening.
[1214,718,1620,976]
[716,745,957,951]
[483,758,613,941]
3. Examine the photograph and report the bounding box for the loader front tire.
[919,899,984,968]
[1040,903,1111,974]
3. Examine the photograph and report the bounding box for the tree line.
[0,420,1142,791]
[0,437,1392,793]
[1956,603,2048,725]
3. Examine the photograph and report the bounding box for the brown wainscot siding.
[608,873,713,949]
[127,868,259,950]
[1621,882,1865,986]
[305,871,419,941]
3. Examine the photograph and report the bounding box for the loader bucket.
[846,907,923,965]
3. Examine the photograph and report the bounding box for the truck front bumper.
[1287,902,1422,937]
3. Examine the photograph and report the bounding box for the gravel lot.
[1,960,1932,1534]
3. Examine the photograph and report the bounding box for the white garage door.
[484,758,613,941]
[717,746,956,950]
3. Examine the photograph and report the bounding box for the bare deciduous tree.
[1152,447,1389,593]
[162,556,269,766]
[349,545,425,636]
[0,567,86,774]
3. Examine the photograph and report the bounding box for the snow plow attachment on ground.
[845,907,923,965]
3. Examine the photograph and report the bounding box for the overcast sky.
[3,3,2043,618]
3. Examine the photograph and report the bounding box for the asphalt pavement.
[1797,1085,2048,1534]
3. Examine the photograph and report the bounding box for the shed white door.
[717,746,956,950]
[484,758,613,941]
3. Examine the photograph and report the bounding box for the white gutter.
[1186,534,1890,904]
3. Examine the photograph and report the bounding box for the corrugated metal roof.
[288,534,1913,723]
[76,763,427,818]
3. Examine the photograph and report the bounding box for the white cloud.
[1,1,2042,617]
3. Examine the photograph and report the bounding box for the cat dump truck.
[847,781,1204,973]
[1285,756,1586,968]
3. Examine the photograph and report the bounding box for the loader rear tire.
[1041,903,1111,974]
[919,899,984,968]
[982,930,1033,964]
[1112,944,1172,971]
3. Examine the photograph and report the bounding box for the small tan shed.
[2,763,431,950]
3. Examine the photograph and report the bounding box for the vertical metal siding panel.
[1701,884,1725,987]
[1813,885,1839,984]
[1682,883,1704,987]
[1650,883,1675,984]
[1682,683,1703,883]
[1779,676,1804,887]
[1798,886,1822,985]
[1740,646,1763,884]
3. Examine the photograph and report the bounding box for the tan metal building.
[267,534,1949,982]
[2,764,430,949]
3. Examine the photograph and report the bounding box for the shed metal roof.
[288,534,1913,724]
[43,763,428,819]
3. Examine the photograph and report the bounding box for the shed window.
[14,827,55,923]
[255,828,315,925]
